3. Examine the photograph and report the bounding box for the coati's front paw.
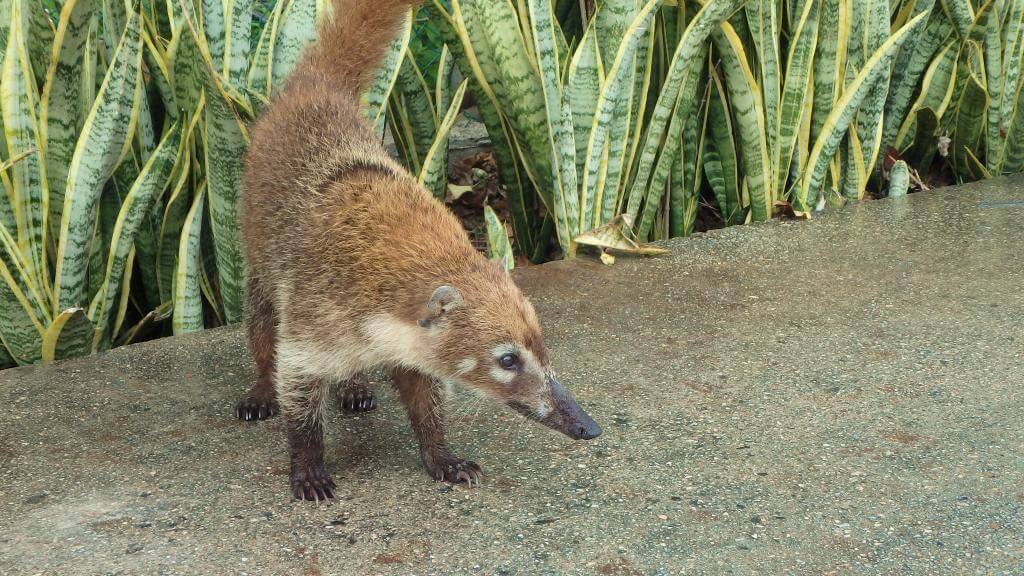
[336,375,377,413]
[235,396,279,421]
[423,450,483,487]
[290,465,336,501]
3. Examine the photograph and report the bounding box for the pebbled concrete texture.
[2,178,1023,575]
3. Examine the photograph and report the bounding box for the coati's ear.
[419,285,463,327]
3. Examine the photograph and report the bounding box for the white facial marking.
[518,348,541,373]
[489,343,519,385]
[489,366,515,384]
[456,357,477,375]
[490,343,518,357]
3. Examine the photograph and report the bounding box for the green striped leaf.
[143,27,175,121]
[0,0,9,165]
[952,66,989,176]
[41,0,97,239]
[853,0,891,179]
[426,0,538,258]
[591,1,646,230]
[566,20,601,183]
[745,0,780,158]
[774,0,818,196]
[418,79,468,199]
[363,11,411,131]
[882,8,950,154]
[983,1,1003,173]
[435,46,455,116]
[393,51,438,171]
[840,129,867,200]
[157,160,192,304]
[796,9,930,213]
[991,0,1024,173]
[705,66,742,225]
[204,88,247,324]
[217,0,253,89]
[41,306,94,362]
[888,160,910,198]
[271,0,316,90]
[711,24,772,221]
[666,80,708,238]
[484,205,514,271]
[172,185,205,334]
[894,40,958,150]
[246,0,281,95]
[101,0,126,61]
[202,0,226,70]
[0,242,43,364]
[2,0,48,296]
[1001,99,1024,173]
[171,2,203,114]
[54,7,143,313]
[943,0,974,38]
[25,0,52,87]
[109,244,134,341]
[810,0,845,147]
[94,158,136,309]
[89,122,181,341]
[528,0,580,254]
[457,0,553,200]
[626,0,743,223]
[596,20,651,229]
[595,0,641,65]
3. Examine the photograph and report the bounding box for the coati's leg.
[392,367,482,486]
[335,372,377,413]
[278,369,336,501]
[235,276,280,421]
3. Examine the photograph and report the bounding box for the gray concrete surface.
[2,178,1023,575]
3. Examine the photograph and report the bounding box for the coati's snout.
[507,375,602,440]
[422,283,602,442]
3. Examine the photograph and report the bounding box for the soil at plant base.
[445,151,513,253]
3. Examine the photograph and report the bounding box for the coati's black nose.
[508,376,603,441]
[576,417,602,440]
[568,399,601,440]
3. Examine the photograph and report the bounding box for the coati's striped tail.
[297,0,421,97]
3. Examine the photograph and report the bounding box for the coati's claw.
[426,455,483,487]
[291,466,336,502]
[337,377,377,414]
[234,397,279,421]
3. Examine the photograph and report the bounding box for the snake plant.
[431,0,1024,256]
[3,0,1024,367]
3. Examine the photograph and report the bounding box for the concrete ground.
[2,178,1023,575]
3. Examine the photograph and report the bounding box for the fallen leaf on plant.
[447,183,474,200]
[573,214,670,256]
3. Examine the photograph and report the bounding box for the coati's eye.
[498,353,519,370]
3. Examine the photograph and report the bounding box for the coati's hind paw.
[424,452,483,487]
[235,396,279,421]
[336,375,377,413]
[291,465,336,502]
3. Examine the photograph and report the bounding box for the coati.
[236,0,602,501]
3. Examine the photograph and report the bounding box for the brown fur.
[237,0,584,500]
